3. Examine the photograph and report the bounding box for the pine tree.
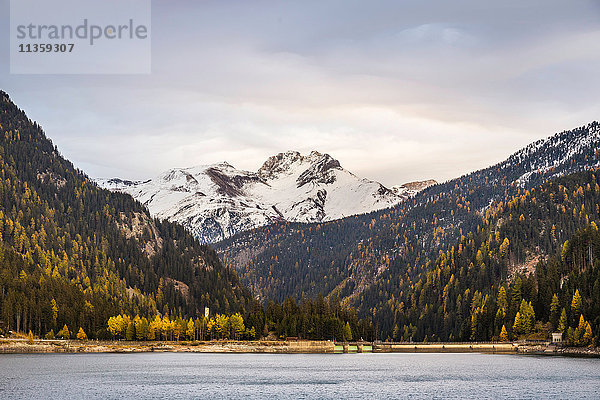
[50,299,58,328]
[77,327,88,341]
[499,325,508,342]
[577,315,587,334]
[526,301,535,333]
[499,238,510,259]
[571,289,583,320]
[558,308,567,333]
[513,312,523,336]
[494,307,506,334]
[562,240,570,262]
[246,326,256,340]
[58,324,70,339]
[510,278,522,313]
[343,322,353,342]
[214,314,229,339]
[517,299,534,334]
[497,286,508,311]
[107,316,119,339]
[229,313,245,340]
[186,319,195,340]
[135,317,149,341]
[174,317,187,341]
[126,321,135,341]
[566,327,575,345]
[582,323,593,346]
[549,294,560,329]
[149,316,162,341]
[392,324,401,341]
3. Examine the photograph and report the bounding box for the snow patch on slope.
[511,122,600,187]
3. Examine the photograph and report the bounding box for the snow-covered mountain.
[96,151,436,243]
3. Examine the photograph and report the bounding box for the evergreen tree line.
[104,294,375,341]
[220,125,600,345]
[0,91,252,339]
[40,294,374,342]
[367,170,600,343]
[218,123,600,315]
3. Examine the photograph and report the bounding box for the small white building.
[551,332,563,343]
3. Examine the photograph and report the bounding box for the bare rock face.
[97,151,435,243]
[296,154,341,188]
[400,179,438,191]
[258,151,303,180]
[392,179,438,196]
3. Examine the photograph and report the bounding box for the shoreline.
[1,339,598,357]
[0,339,334,354]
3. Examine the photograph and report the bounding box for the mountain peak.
[257,150,340,180]
[213,161,234,169]
[296,153,341,188]
[257,151,302,179]
[97,149,429,243]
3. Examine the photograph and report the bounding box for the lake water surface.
[0,352,598,399]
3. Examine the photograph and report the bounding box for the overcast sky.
[1,0,600,186]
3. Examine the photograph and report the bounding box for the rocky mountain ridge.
[97,151,436,243]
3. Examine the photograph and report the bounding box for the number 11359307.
[18,43,74,53]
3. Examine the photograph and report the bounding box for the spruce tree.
[571,290,583,321]
[582,323,593,346]
[549,294,560,329]
[513,312,523,336]
[558,308,567,333]
[77,327,88,341]
[497,286,508,311]
[343,322,353,342]
[58,324,70,339]
[499,325,508,342]
[126,321,135,341]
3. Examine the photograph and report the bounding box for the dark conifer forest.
[0,90,254,338]
[0,91,372,341]
[0,90,598,345]
[219,123,600,343]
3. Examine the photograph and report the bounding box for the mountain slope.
[217,122,600,306]
[363,168,600,341]
[0,90,252,338]
[98,150,435,243]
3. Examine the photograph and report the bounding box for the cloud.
[0,0,599,185]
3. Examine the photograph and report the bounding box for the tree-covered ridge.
[0,90,252,338]
[102,294,374,343]
[364,169,600,342]
[218,122,600,309]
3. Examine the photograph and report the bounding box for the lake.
[0,353,598,399]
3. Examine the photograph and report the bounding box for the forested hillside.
[365,169,600,342]
[222,168,600,343]
[2,88,596,345]
[218,123,600,305]
[0,91,253,338]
